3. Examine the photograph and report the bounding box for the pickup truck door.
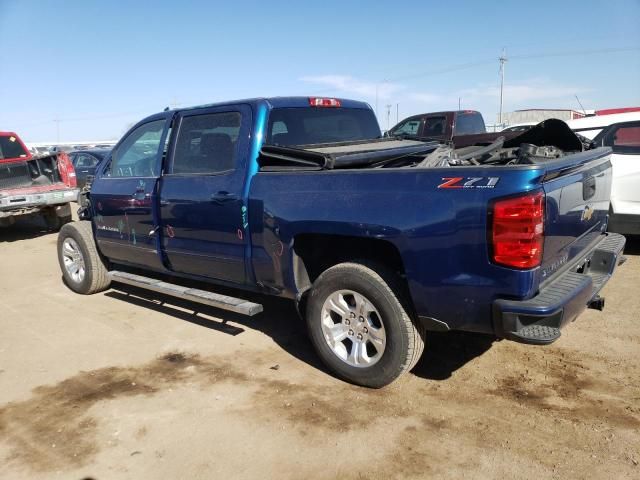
[90,117,169,270]
[158,105,251,284]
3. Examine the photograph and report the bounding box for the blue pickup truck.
[57,96,625,387]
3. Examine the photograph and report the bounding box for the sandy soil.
[1,215,639,480]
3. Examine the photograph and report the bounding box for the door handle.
[132,191,150,201]
[210,191,239,204]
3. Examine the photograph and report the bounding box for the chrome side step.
[108,271,263,316]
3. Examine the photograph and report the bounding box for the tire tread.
[58,221,111,294]
[309,261,426,387]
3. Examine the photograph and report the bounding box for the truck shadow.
[105,282,494,383]
[412,332,495,381]
[623,234,640,255]
[0,217,55,242]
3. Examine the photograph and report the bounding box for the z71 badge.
[438,177,500,189]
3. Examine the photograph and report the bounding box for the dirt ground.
[1,214,639,480]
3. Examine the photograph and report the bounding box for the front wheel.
[306,262,425,388]
[57,221,111,294]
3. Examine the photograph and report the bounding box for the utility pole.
[498,48,507,127]
[396,103,399,124]
[385,104,392,130]
[458,97,461,110]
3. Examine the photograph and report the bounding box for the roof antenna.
[163,106,170,112]
[574,95,587,116]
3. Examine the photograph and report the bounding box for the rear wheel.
[44,205,73,231]
[306,262,425,388]
[57,221,111,294]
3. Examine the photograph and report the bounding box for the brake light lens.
[309,97,342,107]
[491,191,544,269]
[56,151,77,188]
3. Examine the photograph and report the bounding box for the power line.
[308,45,640,95]
[509,46,640,60]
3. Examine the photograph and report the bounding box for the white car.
[569,113,640,235]
[566,112,640,140]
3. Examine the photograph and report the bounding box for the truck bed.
[250,121,613,336]
[259,119,589,171]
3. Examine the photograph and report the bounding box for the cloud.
[457,80,591,104]
[408,92,442,104]
[299,75,402,99]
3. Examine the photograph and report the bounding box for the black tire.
[43,210,72,231]
[57,221,111,294]
[306,262,425,388]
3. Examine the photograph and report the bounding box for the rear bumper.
[493,232,626,345]
[0,187,79,218]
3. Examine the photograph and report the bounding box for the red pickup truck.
[0,131,79,229]
[386,110,525,148]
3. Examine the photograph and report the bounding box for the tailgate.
[0,183,79,212]
[540,147,612,281]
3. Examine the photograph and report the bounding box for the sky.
[1,0,639,143]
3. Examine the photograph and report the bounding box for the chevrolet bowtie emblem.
[581,205,595,222]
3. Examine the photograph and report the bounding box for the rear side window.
[454,112,486,135]
[423,116,446,137]
[75,154,99,168]
[266,108,380,146]
[0,135,29,160]
[605,123,640,154]
[172,112,241,174]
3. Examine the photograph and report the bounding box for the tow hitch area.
[588,295,605,311]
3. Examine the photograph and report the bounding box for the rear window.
[0,135,29,160]
[454,112,486,135]
[266,107,381,146]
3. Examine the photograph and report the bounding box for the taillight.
[308,97,341,107]
[491,191,544,269]
[56,152,77,188]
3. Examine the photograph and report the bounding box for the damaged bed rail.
[258,139,439,171]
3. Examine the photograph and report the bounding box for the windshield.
[0,135,29,160]
[266,107,381,146]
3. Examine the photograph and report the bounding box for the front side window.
[392,119,421,136]
[108,120,165,177]
[171,112,241,174]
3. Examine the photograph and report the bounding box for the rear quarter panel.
[249,166,546,334]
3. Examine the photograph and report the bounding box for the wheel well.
[293,234,412,312]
